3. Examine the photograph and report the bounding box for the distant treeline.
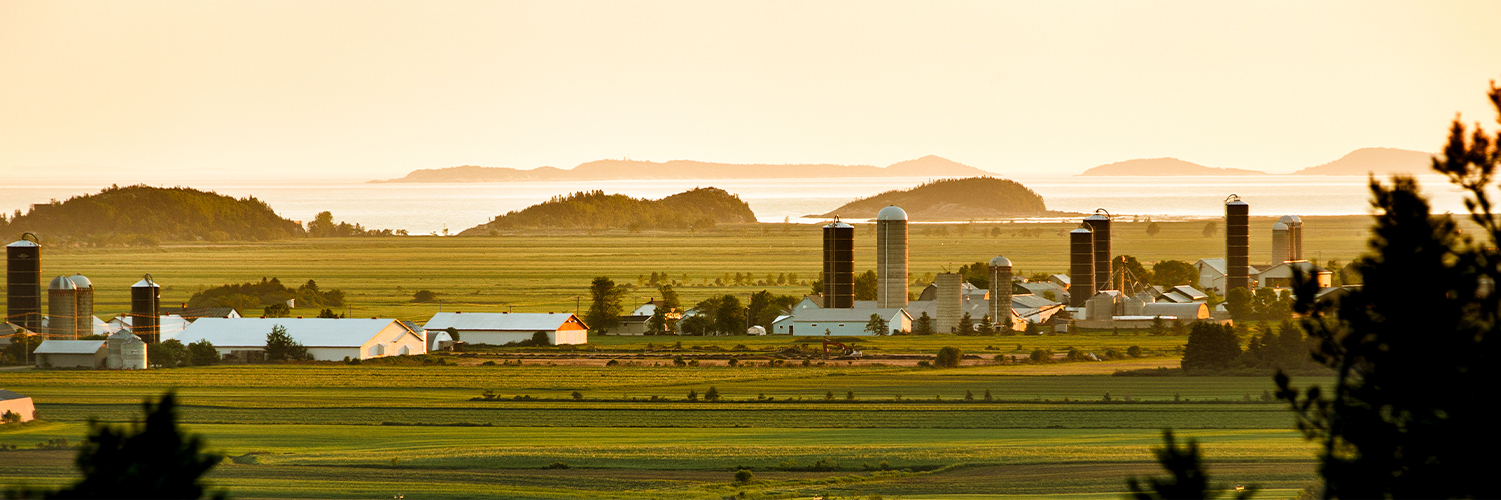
[0,185,303,245]
[821,177,1047,220]
[187,277,345,312]
[466,187,757,232]
[307,211,408,237]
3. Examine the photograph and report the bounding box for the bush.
[543,462,570,469]
[734,469,754,484]
[934,346,963,368]
[411,290,438,303]
[187,340,218,366]
[1029,348,1054,363]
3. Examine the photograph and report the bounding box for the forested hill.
[818,177,1049,220]
[460,187,757,233]
[374,155,990,182]
[0,185,303,244]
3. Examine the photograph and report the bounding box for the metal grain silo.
[1280,215,1304,261]
[876,206,909,308]
[107,329,130,369]
[1226,196,1250,291]
[1069,227,1095,307]
[1082,210,1113,291]
[822,218,855,308]
[1272,221,1289,264]
[47,276,78,338]
[131,275,161,344]
[935,272,962,333]
[6,234,42,332]
[119,333,147,370]
[69,274,94,336]
[988,256,1013,332]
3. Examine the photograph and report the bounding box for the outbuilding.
[422,312,589,345]
[0,390,36,422]
[773,308,911,336]
[173,318,426,361]
[32,340,107,368]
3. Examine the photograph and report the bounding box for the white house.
[422,312,588,345]
[0,390,36,422]
[772,308,911,336]
[32,340,107,368]
[173,318,426,361]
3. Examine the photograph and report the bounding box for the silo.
[1069,227,1095,307]
[119,334,148,369]
[822,218,855,308]
[6,234,42,332]
[1226,196,1250,291]
[47,276,78,338]
[131,276,161,344]
[1272,222,1289,264]
[107,329,131,369]
[935,273,962,333]
[69,274,94,336]
[988,256,1013,332]
[1280,215,1304,260]
[1082,210,1113,291]
[875,206,909,309]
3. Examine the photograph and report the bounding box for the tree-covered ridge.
[187,277,345,311]
[465,187,756,232]
[0,185,303,243]
[819,177,1048,220]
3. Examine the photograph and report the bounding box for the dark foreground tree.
[1275,79,1501,499]
[1126,430,1256,500]
[6,392,223,499]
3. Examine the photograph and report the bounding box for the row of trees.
[305,211,408,237]
[186,277,346,312]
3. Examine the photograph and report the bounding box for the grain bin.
[119,333,147,370]
[822,218,855,308]
[6,234,42,332]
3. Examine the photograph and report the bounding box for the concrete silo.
[6,234,42,332]
[988,256,1013,332]
[47,276,77,338]
[1272,222,1290,264]
[1082,210,1113,292]
[131,276,161,344]
[1280,215,1304,260]
[822,218,854,308]
[69,274,94,336]
[1226,196,1250,291]
[935,273,962,333]
[875,206,909,309]
[1069,227,1095,307]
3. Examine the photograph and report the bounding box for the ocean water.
[0,174,1476,235]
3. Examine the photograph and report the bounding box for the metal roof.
[6,240,38,247]
[68,274,92,289]
[876,205,908,221]
[423,312,583,332]
[1280,215,1302,223]
[0,389,28,401]
[132,278,159,288]
[785,307,910,322]
[173,318,410,348]
[48,276,76,290]
[823,221,853,229]
[1273,222,1288,230]
[989,255,1012,267]
[1070,227,1092,234]
[33,340,106,355]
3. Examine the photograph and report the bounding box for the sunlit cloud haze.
[2,0,1500,183]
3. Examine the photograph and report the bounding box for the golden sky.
[2,0,1499,181]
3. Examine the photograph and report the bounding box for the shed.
[422,312,588,345]
[0,390,36,422]
[173,318,426,361]
[32,340,107,368]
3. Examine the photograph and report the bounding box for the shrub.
[543,462,570,469]
[411,290,437,303]
[734,469,754,484]
[934,346,963,368]
[1127,345,1144,358]
[571,391,583,401]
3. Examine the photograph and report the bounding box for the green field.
[9,215,1378,321]
[0,361,1327,499]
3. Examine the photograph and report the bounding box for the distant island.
[816,177,1050,221]
[374,155,990,183]
[1292,147,1434,175]
[459,187,756,234]
[1080,158,1267,176]
[0,185,303,244]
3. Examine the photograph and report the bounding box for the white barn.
[772,308,911,336]
[32,340,107,368]
[422,312,588,345]
[174,318,426,361]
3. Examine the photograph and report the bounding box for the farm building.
[108,314,192,340]
[422,312,588,345]
[1258,261,1332,289]
[174,318,426,361]
[0,390,36,422]
[772,308,911,336]
[32,340,106,368]
[159,306,242,320]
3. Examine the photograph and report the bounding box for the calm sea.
[0,175,1474,235]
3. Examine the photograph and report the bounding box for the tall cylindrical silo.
[1280,215,1304,261]
[131,276,161,344]
[70,274,94,336]
[1083,210,1112,292]
[6,234,42,332]
[822,219,855,308]
[1069,228,1095,307]
[47,276,78,338]
[1272,222,1289,264]
[935,273,962,333]
[1226,196,1250,291]
[988,256,1013,332]
[876,206,909,309]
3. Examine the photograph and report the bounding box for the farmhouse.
[174,318,426,361]
[422,312,588,345]
[31,340,107,368]
[0,390,35,423]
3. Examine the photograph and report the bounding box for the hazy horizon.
[3,1,1500,183]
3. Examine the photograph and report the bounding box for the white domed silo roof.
[989,256,1013,267]
[1273,222,1288,230]
[1279,215,1301,223]
[876,206,908,221]
[68,274,93,289]
[48,276,76,290]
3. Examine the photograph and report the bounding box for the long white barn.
[422,312,588,345]
[174,318,426,361]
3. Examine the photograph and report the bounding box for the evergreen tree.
[584,277,625,333]
[264,325,309,361]
[863,313,888,336]
[957,312,974,335]
[913,312,935,335]
[39,392,222,499]
[1181,322,1240,372]
[978,314,995,336]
